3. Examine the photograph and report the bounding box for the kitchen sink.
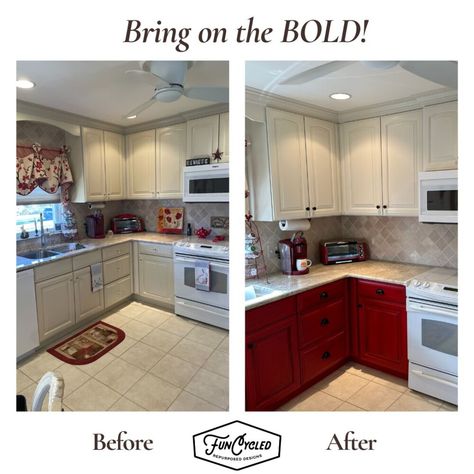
[245,285,282,302]
[51,243,88,253]
[18,249,61,260]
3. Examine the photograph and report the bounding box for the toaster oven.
[320,240,368,264]
[111,214,144,234]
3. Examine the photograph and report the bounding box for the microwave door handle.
[411,369,457,388]
[408,302,458,318]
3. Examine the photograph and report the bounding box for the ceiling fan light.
[16,79,35,89]
[156,88,183,103]
[330,92,351,100]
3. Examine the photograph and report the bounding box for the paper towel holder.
[279,219,311,232]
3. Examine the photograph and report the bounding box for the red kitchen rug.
[47,321,125,365]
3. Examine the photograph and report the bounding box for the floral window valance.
[16,143,74,202]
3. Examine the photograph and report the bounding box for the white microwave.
[419,170,458,223]
[183,163,229,202]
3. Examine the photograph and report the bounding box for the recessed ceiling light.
[126,115,137,120]
[16,79,35,89]
[330,92,351,100]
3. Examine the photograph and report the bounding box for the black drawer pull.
[320,291,328,299]
[376,288,384,295]
[321,351,331,360]
[320,318,330,326]
[247,342,255,350]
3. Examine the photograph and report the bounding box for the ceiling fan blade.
[183,86,229,103]
[123,98,157,118]
[400,61,457,88]
[143,61,190,85]
[279,61,357,85]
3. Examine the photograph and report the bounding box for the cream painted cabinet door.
[126,130,156,198]
[36,273,75,342]
[82,127,106,201]
[74,266,104,322]
[187,115,219,160]
[340,118,382,215]
[219,112,229,162]
[423,101,458,170]
[156,123,186,198]
[381,110,422,216]
[266,108,309,220]
[138,254,174,305]
[305,117,340,217]
[104,131,125,200]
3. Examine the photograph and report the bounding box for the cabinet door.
[36,273,75,342]
[381,110,422,216]
[186,115,219,160]
[126,130,156,198]
[82,127,106,201]
[156,123,186,198]
[357,297,408,378]
[423,101,458,171]
[138,254,174,305]
[104,131,125,200]
[305,117,340,217]
[219,112,229,162]
[246,316,300,411]
[266,108,309,220]
[340,118,382,215]
[74,266,104,322]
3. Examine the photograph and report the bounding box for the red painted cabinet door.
[358,297,408,378]
[246,316,300,411]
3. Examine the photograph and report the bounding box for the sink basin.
[51,243,88,254]
[245,285,281,301]
[18,249,60,260]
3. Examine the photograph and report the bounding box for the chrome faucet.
[39,213,46,248]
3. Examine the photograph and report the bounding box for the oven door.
[183,164,229,202]
[419,170,458,223]
[407,299,458,376]
[174,254,229,309]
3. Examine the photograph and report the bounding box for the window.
[16,203,63,237]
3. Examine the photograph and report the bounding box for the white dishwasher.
[17,269,39,358]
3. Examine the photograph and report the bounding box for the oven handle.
[411,369,457,387]
[407,301,458,318]
[174,254,229,269]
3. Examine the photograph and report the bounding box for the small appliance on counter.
[111,214,144,234]
[279,231,309,275]
[320,240,368,264]
[86,211,105,239]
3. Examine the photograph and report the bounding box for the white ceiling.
[246,61,456,112]
[17,61,229,126]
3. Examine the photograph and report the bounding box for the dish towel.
[90,263,103,293]
[195,260,210,291]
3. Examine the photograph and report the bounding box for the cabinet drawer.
[358,279,405,304]
[298,298,346,347]
[34,258,73,282]
[104,275,132,308]
[300,331,348,385]
[72,250,101,270]
[246,296,297,333]
[102,242,130,261]
[138,242,173,257]
[297,279,346,313]
[103,254,130,284]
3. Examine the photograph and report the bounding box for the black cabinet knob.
[312,207,317,211]
[320,291,328,299]
[305,207,310,211]
[376,288,384,295]
[376,205,381,209]
[320,318,330,326]
[321,351,331,360]
[383,205,387,209]
[247,342,255,350]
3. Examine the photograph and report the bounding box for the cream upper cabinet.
[156,123,186,198]
[82,127,106,200]
[126,129,156,199]
[381,110,422,216]
[423,101,458,170]
[187,115,220,160]
[305,117,340,217]
[266,108,309,220]
[104,131,126,200]
[218,112,229,163]
[340,118,383,215]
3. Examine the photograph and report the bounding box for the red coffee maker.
[278,231,309,275]
[86,211,105,238]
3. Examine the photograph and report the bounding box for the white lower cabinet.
[102,243,132,309]
[105,276,132,308]
[74,266,104,322]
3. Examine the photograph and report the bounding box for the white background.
[2,1,472,472]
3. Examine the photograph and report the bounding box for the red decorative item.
[158,207,184,234]
[195,227,212,239]
[213,235,225,242]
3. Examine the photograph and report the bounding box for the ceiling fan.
[124,61,229,118]
[279,61,457,89]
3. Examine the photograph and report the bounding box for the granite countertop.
[16,232,185,271]
[245,260,434,310]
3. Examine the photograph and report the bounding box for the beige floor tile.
[18,352,64,382]
[203,350,229,378]
[168,391,222,411]
[406,389,445,406]
[150,354,199,388]
[64,379,121,411]
[159,317,195,337]
[135,308,172,327]
[347,381,402,411]
[185,325,227,349]
[124,373,181,411]
[287,391,343,411]
[141,328,182,353]
[185,368,229,409]
[387,393,441,411]
[438,402,458,411]
[216,336,229,353]
[120,341,166,371]
[102,312,130,328]
[368,372,409,394]
[121,319,154,340]
[335,402,365,411]
[76,352,116,377]
[55,363,91,396]
[321,372,370,400]
[170,339,214,366]
[109,335,138,357]
[108,397,146,411]
[17,370,35,392]
[344,363,377,381]
[119,302,147,319]
[95,358,146,394]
